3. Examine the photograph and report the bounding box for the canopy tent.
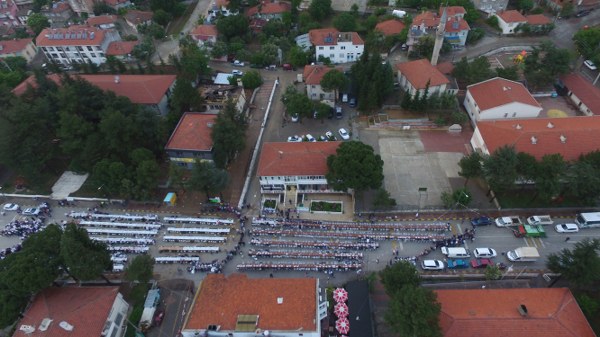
[163,192,177,206]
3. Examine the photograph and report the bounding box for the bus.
[575,212,600,228]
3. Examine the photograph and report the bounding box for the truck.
[513,224,546,238]
[495,216,523,227]
[526,215,554,226]
[506,247,540,262]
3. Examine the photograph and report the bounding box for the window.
[91,53,96,57]
[87,46,93,51]
[51,53,58,58]
[340,46,345,50]
[504,112,508,118]
[329,46,334,50]
[339,53,344,57]
[512,112,516,117]
[42,47,47,52]
[77,46,84,51]
[329,54,334,58]
[319,46,324,50]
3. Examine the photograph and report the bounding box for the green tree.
[27,13,50,35]
[547,238,600,287]
[517,0,534,13]
[573,27,600,63]
[132,36,155,61]
[153,9,173,26]
[320,69,348,103]
[379,260,420,296]
[351,53,394,113]
[524,42,570,90]
[313,101,331,120]
[216,14,249,41]
[483,145,519,197]
[326,141,384,192]
[333,12,357,31]
[211,99,247,168]
[373,188,397,209]
[565,160,600,205]
[61,224,112,281]
[458,152,483,186]
[189,160,229,199]
[282,85,313,119]
[308,0,332,21]
[484,265,502,280]
[242,70,263,89]
[135,160,160,199]
[385,285,443,337]
[169,162,186,193]
[496,65,519,81]
[288,45,310,68]
[534,153,566,201]
[124,254,155,283]
[168,80,203,128]
[560,2,574,18]
[516,152,538,184]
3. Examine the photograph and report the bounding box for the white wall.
[495,16,525,34]
[479,101,542,120]
[315,41,364,64]
[567,91,594,116]
[470,127,489,155]
[306,84,334,101]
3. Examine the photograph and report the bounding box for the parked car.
[584,59,597,70]
[473,248,497,258]
[232,70,243,76]
[291,113,299,122]
[233,60,245,66]
[342,93,348,103]
[305,134,316,142]
[446,259,469,269]
[471,216,494,226]
[470,258,495,269]
[3,203,19,211]
[555,223,579,233]
[325,131,336,141]
[576,9,592,17]
[319,135,328,141]
[349,98,356,107]
[282,63,293,71]
[287,135,302,142]
[421,259,444,270]
[338,128,350,140]
[22,208,40,216]
[335,106,343,119]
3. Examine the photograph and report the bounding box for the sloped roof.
[497,10,527,23]
[413,11,440,28]
[560,73,600,115]
[257,141,341,176]
[466,77,541,111]
[375,19,406,36]
[441,6,466,17]
[36,26,106,47]
[0,38,32,55]
[124,10,153,25]
[51,2,71,13]
[303,64,335,85]
[246,1,291,16]
[436,288,597,337]
[190,24,218,38]
[165,113,216,151]
[13,286,120,337]
[475,116,600,160]
[185,274,317,331]
[444,18,470,33]
[308,28,363,46]
[436,61,454,75]
[106,40,139,55]
[525,14,551,25]
[86,15,118,26]
[395,58,449,89]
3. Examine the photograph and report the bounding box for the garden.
[310,200,343,213]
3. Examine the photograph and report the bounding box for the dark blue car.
[447,259,469,269]
[471,216,494,227]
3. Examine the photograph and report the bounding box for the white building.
[36,26,120,66]
[472,0,508,16]
[303,64,337,101]
[395,59,449,98]
[559,74,600,116]
[464,77,542,123]
[495,10,527,34]
[309,28,364,64]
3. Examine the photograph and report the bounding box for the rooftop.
[308,28,364,46]
[190,24,218,38]
[86,15,118,26]
[36,26,106,47]
[13,286,120,337]
[246,1,291,16]
[476,116,600,160]
[375,19,406,36]
[497,10,527,23]
[184,274,317,331]
[106,40,139,55]
[257,141,341,177]
[560,73,600,115]
[436,288,597,337]
[0,38,33,55]
[396,58,449,89]
[525,14,551,25]
[412,11,440,28]
[303,64,335,85]
[124,10,153,24]
[441,6,466,17]
[444,18,470,33]
[467,77,541,111]
[165,113,216,151]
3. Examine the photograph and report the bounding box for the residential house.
[408,7,470,49]
[407,10,439,49]
[495,10,527,34]
[246,1,290,30]
[472,0,508,16]
[309,28,364,64]
[525,13,552,32]
[436,288,596,337]
[190,24,218,48]
[104,0,131,11]
[13,74,176,115]
[0,38,37,62]
[124,10,153,32]
[201,84,248,114]
[559,73,600,116]
[207,0,236,23]
[464,77,542,122]
[40,1,73,28]
[396,58,449,97]
[303,64,336,101]
[165,113,217,168]
[375,19,406,37]
[182,274,326,337]
[0,0,19,27]
[86,14,118,29]
[106,40,138,61]
[12,286,129,337]
[36,26,121,66]
[67,0,94,15]
[16,5,30,25]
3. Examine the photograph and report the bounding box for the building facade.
[303,64,336,101]
[165,113,217,168]
[0,38,37,62]
[495,10,527,34]
[309,28,364,64]
[396,58,449,97]
[36,26,120,65]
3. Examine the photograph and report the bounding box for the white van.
[392,9,406,18]
[441,247,470,259]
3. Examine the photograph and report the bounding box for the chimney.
[530,136,537,145]
[547,122,554,128]
[560,135,566,143]
[518,304,528,317]
[515,124,522,129]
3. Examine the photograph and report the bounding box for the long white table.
[158,246,220,253]
[166,227,230,234]
[79,220,162,230]
[84,228,158,236]
[163,235,227,243]
[163,216,234,225]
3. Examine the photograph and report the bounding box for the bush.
[263,199,276,209]
[310,201,342,212]
[466,27,485,45]
[486,16,500,31]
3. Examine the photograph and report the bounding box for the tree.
[169,162,186,193]
[189,160,229,199]
[308,0,332,21]
[124,255,155,283]
[373,188,397,209]
[517,0,534,13]
[451,56,495,87]
[573,27,600,63]
[282,85,313,119]
[516,152,538,184]
[547,238,600,287]
[560,2,574,18]
[153,9,173,27]
[524,42,570,90]
[326,141,384,193]
[534,153,566,201]
[288,45,310,68]
[132,36,155,61]
[482,145,519,196]
[211,99,247,168]
[379,260,420,296]
[385,285,443,337]
[484,265,502,280]
[61,224,112,281]
[496,65,519,81]
[565,160,600,205]
[175,43,209,82]
[333,12,356,32]
[216,14,249,41]
[27,13,50,35]
[241,70,263,89]
[458,152,482,186]
[351,53,395,114]
[320,69,348,103]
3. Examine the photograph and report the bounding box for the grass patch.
[496,190,588,208]
[263,199,276,209]
[167,1,198,36]
[310,200,342,212]
[122,283,151,337]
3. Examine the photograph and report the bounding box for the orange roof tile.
[86,15,118,26]
[440,6,466,17]
[476,116,600,160]
[395,59,449,89]
[124,10,153,25]
[185,274,317,331]
[0,38,32,56]
[165,113,216,151]
[13,286,120,337]
[303,64,335,85]
[257,142,341,176]
[308,27,339,45]
[375,19,406,36]
[106,40,139,55]
[36,26,106,47]
[190,24,218,38]
[412,11,439,28]
[467,77,541,111]
[497,10,527,23]
[436,288,597,337]
[436,61,454,75]
[444,18,470,33]
[560,73,600,115]
[525,14,551,25]
[246,1,291,16]
[215,0,229,7]
[51,2,71,13]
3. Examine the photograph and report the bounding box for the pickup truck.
[446,259,469,269]
[495,216,523,227]
[506,247,540,262]
[526,215,554,226]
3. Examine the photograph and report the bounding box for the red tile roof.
[185,274,317,331]
[308,28,364,46]
[13,74,176,104]
[165,113,216,151]
[36,26,106,47]
[497,10,527,23]
[0,38,32,56]
[525,14,551,25]
[303,64,335,85]
[190,24,218,39]
[86,15,118,26]
[106,40,139,55]
[436,61,454,75]
[124,10,153,25]
[395,59,449,89]
[104,0,129,6]
[51,2,71,13]
[412,11,439,28]
[13,286,120,337]
[467,77,541,111]
[561,73,600,115]
[246,1,291,16]
[476,116,600,160]
[375,19,406,36]
[444,18,470,33]
[440,6,466,17]
[257,141,341,176]
[215,0,229,7]
[436,288,597,337]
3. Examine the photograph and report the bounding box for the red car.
[470,258,495,269]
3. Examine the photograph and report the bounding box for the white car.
[3,203,19,211]
[555,223,579,233]
[22,208,40,216]
[421,259,444,270]
[584,60,597,70]
[233,60,245,67]
[338,128,350,140]
[291,113,299,122]
[287,135,302,142]
[473,248,497,258]
[232,70,243,76]
[305,134,316,142]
